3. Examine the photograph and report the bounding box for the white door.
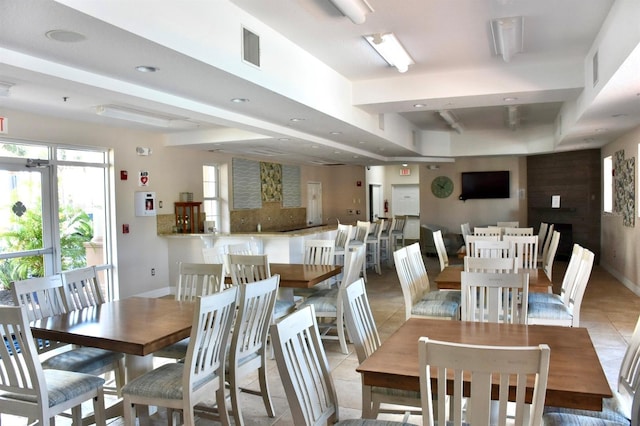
[307,182,322,225]
[369,184,382,221]
[391,184,420,240]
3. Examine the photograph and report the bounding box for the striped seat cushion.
[542,412,629,426]
[423,290,461,304]
[336,420,416,425]
[122,363,203,400]
[274,299,296,317]
[543,393,630,424]
[528,292,563,305]
[298,294,338,313]
[411,299,459,318]
[528,301,572,320]
[42,347,123,374]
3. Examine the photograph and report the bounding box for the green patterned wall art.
[613,150,635,227]
[260,162,282,202]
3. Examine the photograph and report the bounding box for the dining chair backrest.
[503,227,534,236]
[303,239,335,265]
[433,230,449,271]
[227,253,271,285]
[175,262,226,301]
[464,256,518,273]
[202,247,222,264]
[503,235,538,269]
[334,224,353,250]
[461,271,529,324]
[565,247,595,326]
[0,305,107,425]
[474,226,502,237]
[538,222,549,252]
[395,246,436,321]
[542,230,560,281]
[471,239,514,259]
[465,235,500,257]
[496,221,519,228]
[618,314,640,417]
[343,278,380,363]
[419,337,550,426]
[61,266,105,310]
[460,222,472,244]
[341,244,366,287]
[406,242,433,294]
[352,221,371,244]
[270,305,341,425]
[222,241,255,274]
[540,223,555,261]
[10,275,67,322]
[183,287,237,407]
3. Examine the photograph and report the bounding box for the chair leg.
[122,398,136,426]
[93,389,106,426]
[258,364,275,417]
[230,368,243,426]
[361,384,374,418]
[216,385,231,426]
[337,314,349,354]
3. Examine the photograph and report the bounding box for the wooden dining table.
[435,265,552,293]
[356,318,612,411]
[270,263,343,288]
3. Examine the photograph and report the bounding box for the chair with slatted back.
[543,312,640,425]
[12,274,125,397]
[0,305,107,426]
[379,218,395,266]
[538,222,549,254]
[122,287,238,426]
[350,220,371,283]
[433,230,451,271]
[343,278,421,420]
[503,235,538,269]
[529,243,583,306]
[227,275,279,426]
[538,223,555,267]
[366,219,385,275]
[460,222,472,245]
[419,337,550,426]
[222,241,255,276]
[153,262,226,360]
[406,242,461,305]
[270,305,413,426]
[503,227,534,236]
[334,223,353,265]
[295,239,337,299]
[474,226,502,237]
[297,244,366,354]
[61,266,105,310]
[461,271,529,324]
[470,239,514,259]
[542,230,560,281]
[464,256,519,273]
[391,215,408,250]
[465,235,501,258]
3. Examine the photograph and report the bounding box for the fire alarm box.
[135,191,156,217]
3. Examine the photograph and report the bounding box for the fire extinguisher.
[384,200,389,213]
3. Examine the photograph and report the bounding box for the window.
[203,164,220,231]
[603,155,613,213]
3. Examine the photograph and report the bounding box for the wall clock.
[431,176,454,198]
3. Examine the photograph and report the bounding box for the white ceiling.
[1,0,639,166]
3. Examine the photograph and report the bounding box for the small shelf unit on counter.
[175,202,202,234]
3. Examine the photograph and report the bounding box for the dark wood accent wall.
[527,149,601,263]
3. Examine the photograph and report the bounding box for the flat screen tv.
[460,171,510,200]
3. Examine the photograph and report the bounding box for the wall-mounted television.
[460,171,510,200]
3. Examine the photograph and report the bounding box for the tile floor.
[4,254,639,425]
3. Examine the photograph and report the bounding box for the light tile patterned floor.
[3,254,638,425]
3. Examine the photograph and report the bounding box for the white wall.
[600,125,640,295]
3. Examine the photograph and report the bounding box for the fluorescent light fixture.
[491,16,524,62]
[0,81,14,97]
[438,110,464,134]
[95,105,197,129]
[364,33,414,73]
[329,0,374,24]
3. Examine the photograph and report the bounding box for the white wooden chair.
[350,220,371,283]
[366,219,385,275]
[394,245,460,321]
[379,217,395,266]
[122,287,238,426]
[461,271,529,324]
[529,244,583,306]
[470,239,514,259]
[61,266,105,310]
[528,246,594,327]
[432,230,449,271]
[419,337,550,426]
[503,227,534,236]
[538,223,555,266]
[406,242,461,305]
[460,222,472,245]
[537,222,550,255]
[465,235,501,257]
[391,215,408,249]
[297,239,337,295]
[334,223,353,265]
[464,256,519,273]
[497,221,520,228]
[222,241,255,274]
[0,305,107,426]
[154,262,226,360]
[542,230,561,281]
[227,275,279,426]
[11,275,125,397]
[297,244,366,354]
[474,226,502,237]
[543,312,640,425]
[502,235,538,269]
[270,305,411,426]
[343,278,421,419]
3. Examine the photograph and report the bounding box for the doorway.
[307,182,322,225]
[391,184,420,240]
[369,184,382,221]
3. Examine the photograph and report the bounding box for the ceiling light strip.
[364,33,414,73]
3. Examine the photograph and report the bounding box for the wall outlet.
[151,268,156,276]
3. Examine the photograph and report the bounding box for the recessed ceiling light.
[333,151,341,154]
[231,98,249,103]
[311,145,319,149]
[290,118,305,122]
[503,97,518,101]
[413,103,427,108]
[359,141,366,144]
[402,163,408,167]
[612,113,628,118]
[45,30,86,43]
[135,65,159,73]
[353,155,360,159]
[330,131,342,135]
[278,138,290,141]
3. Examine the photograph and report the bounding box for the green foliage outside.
[0,205,94,289]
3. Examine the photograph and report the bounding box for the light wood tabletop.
[435,265,552,293]
[270,263,342,288]
[356,318,612,411]
[30,297,194,357]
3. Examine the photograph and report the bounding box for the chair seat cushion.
[3,369,104,408]
[372,386,420,400]
[411,299,459,318]
[423,290,461,304]
[337,420,415,425]
[275,299,296,317]
[298,294,338,313]
[42,347,123,374]
[528,292,563,305]
[543,392,630,424]
[153,338,190,359]
[122,363,189,400]
[542,412,629,426]
[528,301,572,320]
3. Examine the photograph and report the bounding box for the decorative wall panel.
[260,162,282,202]
[232,158,261,209]
[282,165,301,207]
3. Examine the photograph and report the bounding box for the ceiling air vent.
[242,27,260,67]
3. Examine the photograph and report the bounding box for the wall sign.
[139,170,149,186]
